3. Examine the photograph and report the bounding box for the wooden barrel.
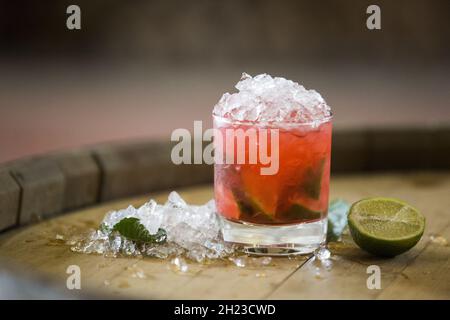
[0,128,449,299]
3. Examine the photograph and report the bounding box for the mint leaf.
[327,199,350,242]
[112,217,167,244]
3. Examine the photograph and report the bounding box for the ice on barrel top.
[213,73,332,124]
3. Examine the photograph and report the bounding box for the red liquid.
[214,119,332,225]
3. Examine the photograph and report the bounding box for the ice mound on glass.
[213,73,332,124]
[70,192,234,262]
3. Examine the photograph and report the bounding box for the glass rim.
[212,112,333,128]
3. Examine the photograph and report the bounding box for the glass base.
[220,216,327,256]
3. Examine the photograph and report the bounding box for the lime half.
[348,197,425,257]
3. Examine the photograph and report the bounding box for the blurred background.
[0,0,449,163]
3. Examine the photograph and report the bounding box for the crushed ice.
[213,73,331,124]
[229,256,247,268]
[70,192,235,262]
[314,245,331,261]
[312,244,333,277]
[170,257,189,273]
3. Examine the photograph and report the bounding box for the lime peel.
[348,197,425,257]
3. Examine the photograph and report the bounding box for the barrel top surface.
[0,172,449,299]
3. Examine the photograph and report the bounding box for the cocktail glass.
[213,114,332,255]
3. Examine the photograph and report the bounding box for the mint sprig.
[112,217,167,244]
[327,199,350,242]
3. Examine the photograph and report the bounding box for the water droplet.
[251,256,272,266]
[314,267,323,279]
[321,259,333,271]
[126,264,147,279]
[260,257,272,266]
[314,245,331,261]
[429,234,448,246]
[230,256,247,268]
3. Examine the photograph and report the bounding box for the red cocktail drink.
[213,73,332,254]
[214,118,332,226]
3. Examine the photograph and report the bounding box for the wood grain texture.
[55,151,100,211]
[10,159,65,224]
[0,173,449,299]
[0,170,20,231]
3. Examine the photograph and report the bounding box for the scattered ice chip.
[314,245,331,261]
[126,264,147,279]
[320,258,333,271]
[167,191,188,209]
[312,245,334,273]
[258,257,272,266]
[213,73,332,124]
[230,256,247,268]
[171,257,189,273]
[251,256,272,266]
[230,256,273,268]
[429,234,448,246]
[133,270,146,279]
[314,267,323,279]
